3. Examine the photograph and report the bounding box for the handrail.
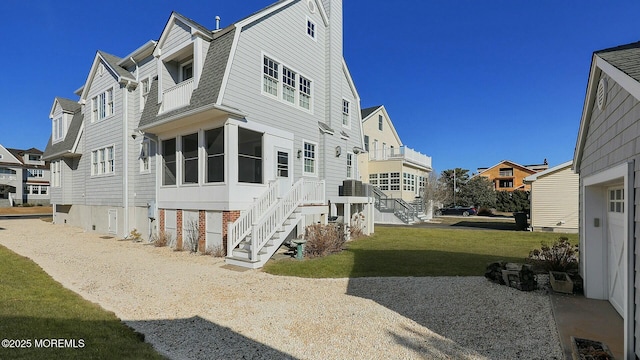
[250,178,305,260]
[371,186,417,223]
[227,181,279,256]
[162,78,195,113]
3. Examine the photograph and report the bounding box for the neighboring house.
[573,41,640,359]
[523,161,578,233]
[44,0,373,268]
[357,105,432,223]
[0,145,50,207]
[476,160,548,192]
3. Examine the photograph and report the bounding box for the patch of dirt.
[0,206,53,215]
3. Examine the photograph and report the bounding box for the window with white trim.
[299,76,312,110]
[262,55,312,111]
[307,19,316,39]
[140,139,150,173]
[282,67,296,103]
[342,99,350,127]
[378,115,383,131]
[238,128,263,184]
[28,169,43,178]
[303,141,316,176]
[379,173,389,191]
[263,56,279,96]
[91,145,115,176]
[369,173,378,185]
[182,133,199,184]
[206,127,224,183]
[51,161,61,187]
[609,188,624,213]
[162,138,177,186]
[390,172,400,191]
[180,60,193,82]
[52,116,65,143]
[91,88,114,121]
[140,77,151,112]
[346,152,353,178]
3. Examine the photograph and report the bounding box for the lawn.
[263,225,578,278]
[0,245,164,359]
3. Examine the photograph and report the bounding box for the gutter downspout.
[123,83,130,238]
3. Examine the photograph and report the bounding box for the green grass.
[0,245,164,359]
[263,226,578,278]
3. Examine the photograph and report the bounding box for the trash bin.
[514,212,528,231]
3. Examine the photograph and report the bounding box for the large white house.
[573,40,640,358]
[44,0,373,268]
[0,145,50,206]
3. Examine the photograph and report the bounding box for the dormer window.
[52,116,65,143]
[180,61,193,82]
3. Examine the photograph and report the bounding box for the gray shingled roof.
[361,105,382,120]
[43,98,84,160]
[138,28,236,128]
[98,51,136,82]
[596,41,640,83]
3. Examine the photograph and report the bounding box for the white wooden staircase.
[225,179,325,268]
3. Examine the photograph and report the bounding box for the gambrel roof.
[139,0,336,132]
[574,41,640,170]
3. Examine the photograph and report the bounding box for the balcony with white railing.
[368,146,432,170]
[161,78,195,113]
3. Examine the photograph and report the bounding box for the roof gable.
[235,0,328,29]
[49,97,80,118]
[477,160,537,176]
[574,41,640,170]
[523,160,573,183]
[0,144,22,164]
[154,12,213,57]
[361,105,402,145]
[79,51,135,101]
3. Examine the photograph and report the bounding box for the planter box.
[571,337,614,360]
[550,271,573,294]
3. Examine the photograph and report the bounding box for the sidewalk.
[551,293,623,359]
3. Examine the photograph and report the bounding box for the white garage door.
[607,187,625,316]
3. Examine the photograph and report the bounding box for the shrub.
[204,245,226,258]
[151,231,173,248]
[527,237,578,272]
[349,212,367,239]
[183,219,200,253]
[128,228,142,242]
[304,223,346,258]
[477,207,494,216]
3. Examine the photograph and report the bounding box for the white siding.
[84,60,124,207]
[530,166,578,232]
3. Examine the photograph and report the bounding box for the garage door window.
[609,189,624,213]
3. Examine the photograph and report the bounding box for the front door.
[606,187,625,316]
[276,149,292,197]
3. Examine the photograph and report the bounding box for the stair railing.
[250,178,305,260]
[227,181,279,256]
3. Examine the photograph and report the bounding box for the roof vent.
[597,78,607,111]
[215,16,221,31]
[307,0,316,13]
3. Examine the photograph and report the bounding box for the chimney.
[215,16,221,31]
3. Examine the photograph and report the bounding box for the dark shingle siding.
[138,28,236,128]
[596,41,640,83]
[43,111,84,159]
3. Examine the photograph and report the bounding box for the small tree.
[458,176,496,209]
[438,168,470,206]
[496,190,530,212]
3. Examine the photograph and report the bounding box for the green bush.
[496,190,529,212]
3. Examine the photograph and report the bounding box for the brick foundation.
[198,210,206,253]
[222,210,241,256]
[176,209,183,250]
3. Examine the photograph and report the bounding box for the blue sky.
[1,1,639,174]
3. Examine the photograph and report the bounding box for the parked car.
[435,206,477,216]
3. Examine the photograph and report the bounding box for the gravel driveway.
[0,219,563,359]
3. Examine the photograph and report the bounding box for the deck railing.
[161,78,195,113]
[368,146,432,169]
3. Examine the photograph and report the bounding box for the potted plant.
[527,237,579,293]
